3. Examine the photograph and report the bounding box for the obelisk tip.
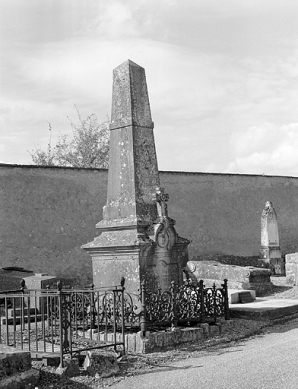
[116,59,143,70]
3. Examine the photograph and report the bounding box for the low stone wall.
[125,323,221,354]
[285,253,298,285]
[186,261,273,295]
[90,322,220,354]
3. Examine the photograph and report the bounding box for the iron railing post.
[57,281,64,368]
[120,278,126,355]
[20,279,25,331]
[212,283,217,323]
[90,284,95,331]
[223,279,230,320]
[12,296,16,346]
[113,288,117,352]
[140,280,147,336]
[199,280,205,322]
[67,292,72,358]
[46,285,50,329]
[171,281,177,328]
[4,296,9,346]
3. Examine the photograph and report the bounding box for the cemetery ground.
[31,276,298,389]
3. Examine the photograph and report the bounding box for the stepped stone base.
[0,345,39,389]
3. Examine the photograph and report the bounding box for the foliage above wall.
[29,107,110,168]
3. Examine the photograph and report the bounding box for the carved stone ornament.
[152,187,177,250]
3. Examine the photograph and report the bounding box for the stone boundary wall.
[1,164,298,285]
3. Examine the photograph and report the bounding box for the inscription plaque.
[239,291,254,304]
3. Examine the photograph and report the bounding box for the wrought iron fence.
[0,277,229,365]
[139,279,230,333]
[0,281,126,367]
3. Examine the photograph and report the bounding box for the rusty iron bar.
[120,278,126,355]
[170,281,178,328]
[57,281,64,368]
[140,279,147,336]
[212,283,218,323]
[223,279,230,320]
[199,279,205,322]
[90,284,95,333]
[113,289,117,352]
[27,294,31,351]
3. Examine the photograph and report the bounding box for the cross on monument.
[153,187,169,218]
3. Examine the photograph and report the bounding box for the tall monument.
[259,201,284,274]
[82,60,189,293]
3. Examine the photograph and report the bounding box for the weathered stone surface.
[285,252,298,285]
[0,268,33,292]
[261,201,280,248]
[0,345,39,389]
[192,255,266,268]
[56,358,80,377]
[259,201,284,274]
[83,60,189,293]
[22,273,58,309]
[186,261,273,295]
[83,351,119,377]
[0,347,31,379]
[97,60,159,231]
[125,325,220,353]
[0,369,39,389]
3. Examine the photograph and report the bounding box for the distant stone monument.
[82,60,189,293]
[259,201,284,275]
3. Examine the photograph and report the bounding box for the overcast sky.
[1,0,298,176]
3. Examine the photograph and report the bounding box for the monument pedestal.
[85,229,189,294]
[84,229,152,294]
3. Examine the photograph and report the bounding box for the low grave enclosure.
[186,260,273,295]
[0,277,229,365]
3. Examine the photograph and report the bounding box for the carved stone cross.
[153,187,169,218]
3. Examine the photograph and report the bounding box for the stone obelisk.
[82,60,189,293]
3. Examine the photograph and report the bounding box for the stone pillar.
[24,273,58,309]
[259,201,284,275]
[285,253,298,285]
[82,60,189,294]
